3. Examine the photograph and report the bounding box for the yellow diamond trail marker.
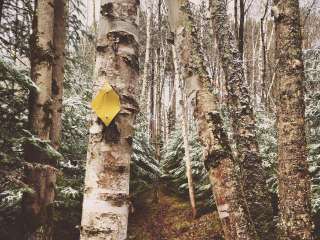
[91,82,120,126]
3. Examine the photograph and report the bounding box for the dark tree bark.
[234,0,238,40]
[260,0,268,107]
[50,0,67,150]
[238,0,245,58]
[0,0,4,25]
[210,0,276,239]
[273,0,314,239]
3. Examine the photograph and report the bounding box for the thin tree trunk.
[168,1,256,239]
[149,50,159,203]
[50,0,67,150]
[210,0,276,239]
[168,71,176,134]
[24,0,56,239]
[238,0,245,58]
[234,0,238,40]
[80,1,140,239]
[252,27,258,106]
[155,0,162,165]
[172,42,197,218]
[260,0,268,108]
[180,98,197,218]
[149,50,156,144]
[140,1,152,104]
[0,0,4,25]
[92,0,97,36]
[273,0,314,239]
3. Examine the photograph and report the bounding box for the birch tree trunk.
[210,0,276,239]
[140,1,152,104]
[180,99,197,218]
[260,1,268,108]
[50,0,67,150]
[273,0,314,238]
[238,0,245,58]
[149,51,156,144]
[80,0,140,239]
[155,0,162,165]
[168,1,256,239]
[0,0,3,26]
[168,71,176,134]
[173,42,197,218]
[24,0,56,239]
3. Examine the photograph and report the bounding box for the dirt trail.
[128,191,223,240]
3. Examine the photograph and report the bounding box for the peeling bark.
[22,164,57,240]
[168,1,255,239]
[29,0,54,140]
[210,0,275,239]
[50,0,67,150]
[25,0,56,239]
[80,1,140,239]
[273,0,314,239]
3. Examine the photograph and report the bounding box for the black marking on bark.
[104,164,128,174]
[100,193,129,207]
[82,226,113,237]
[52,79,59,95]
[167,32,175,44]
[104,119,120,144]
[122,55,139,72]
[43,100,53,131]
[127,136,133,146]
[101,3,114,18]
[96,45,108,53]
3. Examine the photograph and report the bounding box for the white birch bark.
[80,0,140,239]
[180,98,197,218]
[140,1,152,103]
[23,0,56,239]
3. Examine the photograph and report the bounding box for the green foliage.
[162,124,214,211]
[0,59,31,166]
[130,115,162,197]
[256,111,278,194]
[305,47,320,213]
[52,37,95,240]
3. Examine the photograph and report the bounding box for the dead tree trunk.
[210,0,276,239]
[273,0,314,239]
[80,0,140,239]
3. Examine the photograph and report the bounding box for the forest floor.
[128,189,223,240]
